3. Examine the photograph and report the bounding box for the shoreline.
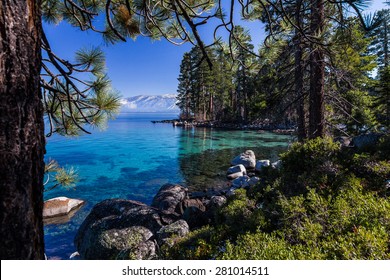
[151,119,296,135]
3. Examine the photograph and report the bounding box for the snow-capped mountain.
[120,94,179,112]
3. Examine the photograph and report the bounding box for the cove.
[43,112,291,259]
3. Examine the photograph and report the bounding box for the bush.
[279,137,341,195]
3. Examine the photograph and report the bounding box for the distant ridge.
[120,94,179,112]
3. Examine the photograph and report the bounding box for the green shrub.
[161,225,223,260]
[279,137,341,195]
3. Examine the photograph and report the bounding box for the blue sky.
[44,1,388,98]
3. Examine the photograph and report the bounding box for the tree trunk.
[309,0,325,138]
[295,0,307,141]
[0,0,45,259]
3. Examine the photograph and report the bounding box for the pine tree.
[177,53,192,119]
[370,9,390,69]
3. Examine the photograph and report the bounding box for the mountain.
[120,94,180,113]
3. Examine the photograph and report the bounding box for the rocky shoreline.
[151,119,296,135]
[72,149,279,260]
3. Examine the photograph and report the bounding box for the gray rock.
[151,184,187,214]
[255,160,270,172]
[231,175,250,189]
[231,150,256,169]
[43,197,84,218]
[156,220,189,247]
[75,199,178,259]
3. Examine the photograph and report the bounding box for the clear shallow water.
[44,113,291,259]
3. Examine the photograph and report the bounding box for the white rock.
[43,197,85,218]
[231,150,256,169]
[255,160,270,172]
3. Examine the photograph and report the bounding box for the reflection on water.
[44,113,291,259]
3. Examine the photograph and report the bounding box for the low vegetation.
[162,136,390,260]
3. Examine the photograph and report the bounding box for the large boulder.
[100,226,156,260]
[43,197,84,218]
[182,198,208,229]
[151,184,187,214]
[231,150,256,170]
[75,199,178,259]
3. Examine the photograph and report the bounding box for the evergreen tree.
[375,66,390,127]
[177,53,193,119]
[370,9,390,69]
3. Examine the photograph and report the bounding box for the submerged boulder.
[75,199,178,260]
[43,197,84,219]
[231,150,256,170]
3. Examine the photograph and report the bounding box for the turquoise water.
[44,113,291,259]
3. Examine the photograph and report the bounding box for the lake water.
[44,113,291,259]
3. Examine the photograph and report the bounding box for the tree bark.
[309,0,325,138]
[0,0,45,259]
